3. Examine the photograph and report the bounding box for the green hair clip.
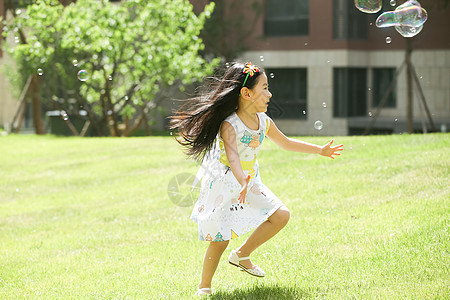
[240,62,260,96]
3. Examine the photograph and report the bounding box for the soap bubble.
[77,70,88,81]
[376,6,427,28]
[72,59,78,66]
[390,0,396,6]
[395,23,423,38]
[314,120,324,130]
[386,36,392,43]
[354,0,382,13]
[302,110,306,115]
[270,73,275,79]
[376,0,427,37]
[260,55,264,62]
[322,102,327,108]
[37,68,43,76]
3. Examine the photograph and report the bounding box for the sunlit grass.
[0,134,448,299]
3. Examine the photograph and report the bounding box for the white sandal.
[194,288,212,296]
[228,250,266,277]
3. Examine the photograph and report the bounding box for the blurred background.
[1,0,449,137]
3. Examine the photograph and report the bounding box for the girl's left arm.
[266,119,343,159]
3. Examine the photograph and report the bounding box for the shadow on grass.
[210,285,310,300]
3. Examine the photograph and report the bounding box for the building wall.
[234,0,450,135]
[241,0,450,51]
[240,50,345,136]
[240,49,450,135]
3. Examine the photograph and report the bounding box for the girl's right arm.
[267,119,343,159]
[220,121,251,202]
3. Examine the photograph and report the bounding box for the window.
[372,68,396,108]
[333,0,368,40]
[264,0,309,37]
[333,68,367,117]
[266,68,307,120]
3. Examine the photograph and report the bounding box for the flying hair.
[169,62,263,161]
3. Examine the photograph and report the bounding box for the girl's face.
[249,72,272,113]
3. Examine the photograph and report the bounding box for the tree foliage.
[2,0,218,136]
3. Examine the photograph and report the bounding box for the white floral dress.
[191,112,284,242]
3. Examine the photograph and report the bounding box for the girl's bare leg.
[235,205,290,269]
[198,240,230,291]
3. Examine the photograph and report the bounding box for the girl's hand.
[238,175,251,203]
[320,139,343,159]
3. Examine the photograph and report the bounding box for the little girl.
[170,62,343,296]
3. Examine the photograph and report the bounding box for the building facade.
[220,0,450,135]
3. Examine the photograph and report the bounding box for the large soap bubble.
[376,1,427,28]
[395,23,423,37]
[376,0,427,37]
[354,0,382,13]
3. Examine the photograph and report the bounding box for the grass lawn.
[0,133,448,299]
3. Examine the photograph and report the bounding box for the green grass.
[0,134,448,299]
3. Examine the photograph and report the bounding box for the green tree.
[2,0,218,136]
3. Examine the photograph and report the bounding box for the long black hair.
[169,62,263,161]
